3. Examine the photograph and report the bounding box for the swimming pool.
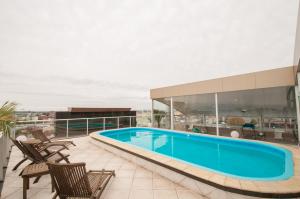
[99,127,293,180]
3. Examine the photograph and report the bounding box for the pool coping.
[90,128,300,198]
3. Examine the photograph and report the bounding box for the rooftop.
[1,136,205,199]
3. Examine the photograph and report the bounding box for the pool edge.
[89,129,300,198]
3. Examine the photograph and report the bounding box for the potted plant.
[0,101,17,138]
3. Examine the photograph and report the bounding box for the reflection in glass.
[153,98,171,129]
[172,94,217,135]
[218,86,297,144]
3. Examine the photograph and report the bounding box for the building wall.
[55,111,136,119]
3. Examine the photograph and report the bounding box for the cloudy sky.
[0,0,299,111]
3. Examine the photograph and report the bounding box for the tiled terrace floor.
[0,136,205,199]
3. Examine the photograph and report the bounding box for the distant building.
[54,107,136,137]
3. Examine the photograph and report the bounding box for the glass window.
[172,93,217,135]
[218,86,297,144]
[153,98,171,129]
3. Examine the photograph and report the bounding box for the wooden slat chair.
[20,140,70,183]
[21,141,70,164]
[11,138,68,171]
[47,162,115,199]
[31,130,76,150]
[11,139,33,171]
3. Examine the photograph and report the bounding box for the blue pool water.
[99,128,293,180]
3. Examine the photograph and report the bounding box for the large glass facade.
[218,86,297,144]
[152,86,298,145]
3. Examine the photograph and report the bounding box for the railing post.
[129,117,132,127]
[117,117,120,129]
[215,93,219,136]
[295,85,300,146]
[170,97,174,130]
[103,118,106,130]
[11,127,16,139]
[151,100,154,127]
[66,120,69,138]
[87,119,89,135]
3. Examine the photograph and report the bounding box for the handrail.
[16,115,137,123]
[13,115,144,138]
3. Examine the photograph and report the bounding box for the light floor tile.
[116,169,136,178]
[134,168,153,178]
[176,190,205,199]
[153,178,174,190]
[132,178,153,190]
[0,136,227,199]
[102,189,131,199]
[108,178,133,190]
[129,189,154,199]
[153,190,178,199]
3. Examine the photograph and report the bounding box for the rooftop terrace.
[1,136,206,199]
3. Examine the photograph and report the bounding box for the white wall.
[0,0,299,110]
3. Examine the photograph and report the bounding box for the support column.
[66,120,69,138]
[215,93,219,136]
[86,119,89,135]
[170,97,174,130]
[295,85,300,145]
[151,100,154,127]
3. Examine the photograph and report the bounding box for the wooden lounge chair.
[20,140,70,183]
[11,138,33,171]
[21,140,70,164]
[11,138,68,171]
[47,162,115,199]
[31,130,76,150]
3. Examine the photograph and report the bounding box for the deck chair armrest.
[91,190,101,199]
[43,151,59,159]
[55,151,69,159]
[38,144,66,153]
[90,173,113,199]
[44,143,69,150]
[88,170,115,175]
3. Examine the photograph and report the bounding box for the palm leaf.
[0,101,17,137]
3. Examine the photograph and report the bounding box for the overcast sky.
[0,0,299,111]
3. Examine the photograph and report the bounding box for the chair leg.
[64,157,70,163]
[33,176,41,184]
[23,177,29,199]
[52,192,58,199]
[12,157,28,171]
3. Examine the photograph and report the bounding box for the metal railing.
[14,115,151,139]
[0,114,150,193]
